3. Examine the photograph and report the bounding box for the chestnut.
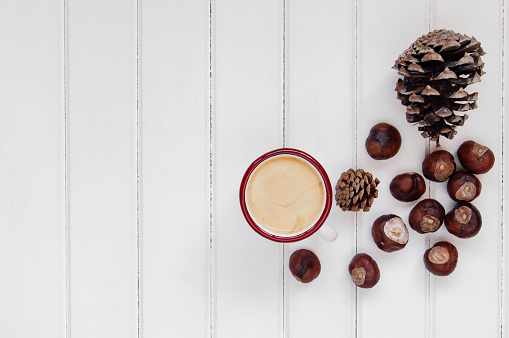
[423,241,458,276]
[348,253,380,288]
[445,202,482,238]
[408,199,446,234]
[289,249,321,283]
[365,123,402,160]
[457,140,495,174]
[422,150,456,182]
[372,214,409,252]
[447,170,482,202]
[390,172,426,202]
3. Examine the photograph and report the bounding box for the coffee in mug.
[240,148,335,243]
[245,154,326,236]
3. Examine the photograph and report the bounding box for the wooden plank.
[67,0,138,336]
[357,1,429,337]
[139,0,210,336]
[433,1,503,337]
[285,0,356,336]
[0,1,65,336]
[214,0,284,336]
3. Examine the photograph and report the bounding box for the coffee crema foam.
[246,155,326,236]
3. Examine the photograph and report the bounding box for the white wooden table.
[0,0,507,337]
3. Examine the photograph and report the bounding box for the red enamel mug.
[240,148,337,243]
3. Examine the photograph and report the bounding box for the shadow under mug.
[239,148,337,243]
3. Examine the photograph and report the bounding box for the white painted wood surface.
[432,1,503,337]
[0,0,506,337]
[356,1,429,337]
[285,0,355,336]
[214,1,283,336]
[140,0,210,336]
[0,1,65,336]
[67,0,138,336]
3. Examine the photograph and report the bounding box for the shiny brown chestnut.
[423,241,458,276]
[422,150,456,182]
[372,214,409,252]
[457,140,495,174]
[447,170,482,202]
[289,249,321,283]
[348,253,380,288]
[365,123,402,160]
[408,199,446,234]
[445,202,482,238]
[390,172,426,202]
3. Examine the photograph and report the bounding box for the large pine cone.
[335,168,379,212]
[393,29,485,145]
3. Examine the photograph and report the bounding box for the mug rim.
[239,148,333,243]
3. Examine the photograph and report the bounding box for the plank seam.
[64,0,70,335]
[282,0,287,337]
[136,0,141,336]
[209,0,215,336]
[354,1,359,337]
[500,1,505,337]
[283,0,286,149]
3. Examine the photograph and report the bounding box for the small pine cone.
[335,168,380,212]
[393,29,485,145]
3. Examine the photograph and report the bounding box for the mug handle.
[316,222,337,242]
